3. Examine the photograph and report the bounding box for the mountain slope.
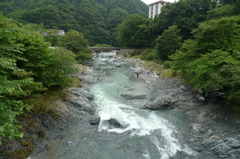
[0,0,148,45]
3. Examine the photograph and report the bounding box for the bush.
[0,15,80,143]
[171,16,240,104]
[40,48,78,88]
[61,30,89,54]
[76,49,93,64]
[156,25,182,61]
[140,49,159,62]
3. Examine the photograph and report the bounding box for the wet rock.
[134,67,144,74]
[225,138,240,148]
[121,94,146,100]
[211,143,232,155]
[67,96,95,115]
[67,141,74,145]
[81,104,95,115]
[180,85,189,91]
[197,95,206,102]
[142,96,175,110]
[68,88,94,101]
[116,63,121,67]
[108,118,122,128]
[89,115,100,125]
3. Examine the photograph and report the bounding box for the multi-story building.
[148,0,168,19]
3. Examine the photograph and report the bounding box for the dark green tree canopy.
[171,16,240,102]
[155,25,182,60]
[0,14,78,143]
[117,14,151,47]
[0,0,148,45]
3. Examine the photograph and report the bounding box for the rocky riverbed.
[121,57,240,159]
[2,51,240,159]
[32,53,240,159]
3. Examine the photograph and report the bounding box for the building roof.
[148,0,169,6]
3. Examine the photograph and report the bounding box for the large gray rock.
[67,96,95,115]
[121,94,146,100]
[108,118,122,128]
[68,88,94,101]
[89,115,100,125]
[211,143,232,155]
[142,95,176,110]
[225,138,240,148]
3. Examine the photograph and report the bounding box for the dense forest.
[0,0,148,45]
[117,0,240,104]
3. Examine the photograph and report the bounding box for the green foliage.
[77,50,93,64]
[40,47,77,87]
[154,0,215,40]
[171,16,240,103]
[140,49,159,62]
[117,14,151,47]
[155,25,182,61]
[0,14,79,143]
[0,97,27,144]
[93,44,113,47]
[61,30,89,54]
[207,4,235,20]
[188,50,240,101]
[0,0,148,45]
[22,5,61,28]
[193,16,240,53]
[61,30,92,64]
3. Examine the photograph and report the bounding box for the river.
[30,51,240,159]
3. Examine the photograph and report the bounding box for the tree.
[1,0,148,45]
[187,50,240,102]
[171,16,240,103]
[154,0,214,40]
[155,25,182,61]
[0,14,79,143]
[0,15,42,143]
[40,47,77,87]
[61,30,89,54]
[61,30,92,63]
[117,14,151,47]
[207,4,235,20]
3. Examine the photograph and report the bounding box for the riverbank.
[0,65,102,159]
[120,56,240,158]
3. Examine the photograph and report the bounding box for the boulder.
[67,96,95,115]
[116,63,121,67]
[142,96,175,110]
[211,143,232,155]
[108,118,122,128]
[121,94,146,100]
[133,67,144,74]
[89,115,101,125]
[68,88,94,101]
[198,96,206,102]
[225,138,240,148]
[180,85,189,91]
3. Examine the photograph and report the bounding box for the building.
[148,0,168,19]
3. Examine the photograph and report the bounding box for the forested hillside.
[0,0,148,45]
[117,0,240,105]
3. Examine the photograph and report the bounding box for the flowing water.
[91,52,195,159]
[31,51,198,159]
